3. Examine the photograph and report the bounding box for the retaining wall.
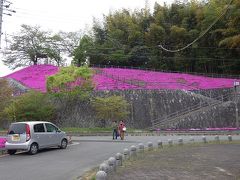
[54,88,236,129]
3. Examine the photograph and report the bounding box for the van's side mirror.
[56,129,61,133]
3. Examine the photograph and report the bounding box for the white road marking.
[68,142,80,147]
[215,167,233,176]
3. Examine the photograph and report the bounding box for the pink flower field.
[3,65,236,92]
[5,65,59,92]
[0,137,6,148]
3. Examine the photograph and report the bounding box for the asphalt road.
[0,135,239,180]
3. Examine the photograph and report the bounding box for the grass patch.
[61,127,145,133]
[62,127,112,133]
[74,167,98,180]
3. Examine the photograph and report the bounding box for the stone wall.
[54,88,236,129]
[175,101,236,129]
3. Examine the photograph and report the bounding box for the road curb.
[95,135,239,180]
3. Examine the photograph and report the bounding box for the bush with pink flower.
[0,137,6,148]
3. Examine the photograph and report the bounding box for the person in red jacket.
[118,120,126,140]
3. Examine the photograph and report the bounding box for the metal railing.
[91,64,240,79]
[93,66,234,91]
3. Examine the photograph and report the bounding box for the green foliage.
[47,66,93,93]
[0,79,13,110]
[62,127,145,133]
[2,25,81,69]
[73,35,93,67]
[3,91,55,122]
[62,127,112,133]
[83,0,240,74]
[91,95,130,125]
[0,79,13,123]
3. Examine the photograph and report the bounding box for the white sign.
[234,81,240,86]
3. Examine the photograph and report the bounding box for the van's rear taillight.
[26,124,31,141]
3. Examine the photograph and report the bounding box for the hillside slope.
[4,65,59,92]
[3,65,236,92]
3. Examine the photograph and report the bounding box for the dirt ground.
[108,143,240,180]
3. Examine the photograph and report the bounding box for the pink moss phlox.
[5,65,59,92]
[5,66,236,92]
[0,137,6,148]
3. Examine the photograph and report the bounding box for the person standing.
[112,121,118,140]
[118,120,126,140]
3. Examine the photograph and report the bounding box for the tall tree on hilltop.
[3,25,80,69]
[72,35,93,67]
[3,25,50,69]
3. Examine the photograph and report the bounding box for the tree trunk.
[33,56,38,65]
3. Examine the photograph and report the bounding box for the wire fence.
[91,64,240,79]
[92,64,236,91]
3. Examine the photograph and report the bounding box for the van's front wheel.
[7,150,17,155]
[29,143,38,155]
[60,139,68,149]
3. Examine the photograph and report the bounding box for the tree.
[56,31,82,56]
[47,65,93,93]
[0,79,13,123]
[3,24,50,69]
[91,95,130,127]
[86,0,239,74]
[3,91,55,122]
[3,24,80,69]
[46,31,83,66]
[72,35,93,67]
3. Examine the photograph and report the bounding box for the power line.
[11,6,90,23]
[4,31,240,51]
[12,14,86,24]
[158,0,234,53]
[86,52,240,62]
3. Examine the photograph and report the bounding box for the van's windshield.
[8,123,26,134]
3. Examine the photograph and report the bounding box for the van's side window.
[34,124,45,133]
[45,123,58,132]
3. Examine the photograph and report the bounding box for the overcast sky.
[0,0,173,77]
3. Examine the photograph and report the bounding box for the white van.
[5,121,68,155]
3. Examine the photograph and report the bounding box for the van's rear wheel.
[29,143,38,155]
[7,150,17,155]
[60,139,68,149]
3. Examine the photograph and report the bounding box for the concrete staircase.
[150,90,234,130]
[4,78,29,95]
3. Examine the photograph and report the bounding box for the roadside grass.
[81,140,240,180]
[76,167,98,180]
[62,127,145,133]
[1,126,147,135]
[0,128,7,135]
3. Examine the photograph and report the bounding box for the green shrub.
[3,91,56,122]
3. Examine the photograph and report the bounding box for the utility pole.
[0,0,3,47]
[234,81,239,128]
[0,0,15,47]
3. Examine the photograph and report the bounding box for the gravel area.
[108,143,240,180]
